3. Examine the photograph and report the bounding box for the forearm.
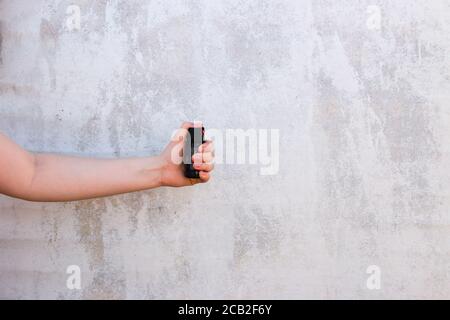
[23,153,165,202]
[0,123,213,202]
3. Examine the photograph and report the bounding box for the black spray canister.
[183,126,205,178]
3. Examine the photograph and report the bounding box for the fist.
[159,122,215,187]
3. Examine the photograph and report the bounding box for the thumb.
[167,122,194,165]
[168,122,192,147]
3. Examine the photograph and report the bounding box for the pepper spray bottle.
[183,126,205,178]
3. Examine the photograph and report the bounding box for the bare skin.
[0,122,214,202]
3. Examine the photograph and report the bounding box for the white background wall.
[0,0,449,299]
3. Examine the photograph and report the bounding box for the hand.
[158,122,215,187]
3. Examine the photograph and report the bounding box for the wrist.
[155,155,168,187]
[139,156,166,188]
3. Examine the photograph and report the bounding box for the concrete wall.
[0,0,449,299]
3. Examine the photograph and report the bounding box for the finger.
[199,171,210,182]
[202,152,214,163]
[193,162,214,172]
[192,153,202,164]
[192,152,214,164]
[199,141,214,153]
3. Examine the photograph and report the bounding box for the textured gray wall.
[1,0,449,299]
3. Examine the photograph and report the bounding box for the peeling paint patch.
[39,18,58,90]
[233,205,282,265]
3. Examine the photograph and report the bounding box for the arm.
[0,122,214,202]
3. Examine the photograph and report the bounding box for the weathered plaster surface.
[0,0,449,299]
